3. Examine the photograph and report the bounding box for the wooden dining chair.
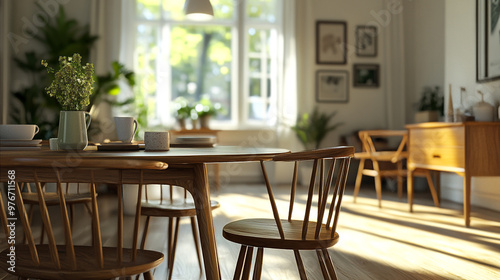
[223,146,354,280]
[0,157,167,280]
[353,130,439,208]
[139,184,220,280]
[21,181,93,244]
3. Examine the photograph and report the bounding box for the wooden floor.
[1,182,500,280]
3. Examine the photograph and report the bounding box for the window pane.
[249,58,261,73]
[212,0,235,20]
[248,99,269,121]
[169,25,232,121]
[135,24,159,96]
[162,0,185,20]
[247,0,277,23]
[137,0,161,20]
[249,78,260,97]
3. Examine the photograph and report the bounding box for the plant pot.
[200,115,211,129]
[415,110,439,123]
[58,111,91,150]
[177,118,187,130]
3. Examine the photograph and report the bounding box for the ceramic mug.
[144,131,170,151]
[0,124,39,140]
[114,117,138,143]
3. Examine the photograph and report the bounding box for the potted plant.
[172,97,193,130]
[194,97,223,129]
[415,86,444,123]
[291,107,343,150]
[42,53,94,150]
[291,107,343,185]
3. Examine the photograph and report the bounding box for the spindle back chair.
[0,157,167,280]
[223,146,354,280]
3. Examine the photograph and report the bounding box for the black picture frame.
[316,70,349,103]
[355,26,377,57]
[477,0,500,82]
[316,21,347,65]
[353,64,379,87]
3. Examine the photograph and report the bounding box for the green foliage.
[10,4,98,138]
[417,86,444,116]
[172,97,193,120]
[291,107,343,150]
[42,53,95,111]
[194,97,224,118]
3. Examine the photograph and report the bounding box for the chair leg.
[397,161,403,200]
[234,246,248,280]
[322,249,338,280]
[167,217,181,280]
[189,216,203,275]
[143,270,154,280]
[241,246,254,280]
[293,250,307,280]
[252,248,264,280]
[316,250,329,279]
[425,171,440,208]
[353,159,365,202]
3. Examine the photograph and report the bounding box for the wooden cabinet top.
[406,121,499,129]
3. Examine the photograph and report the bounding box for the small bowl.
[0,124,40,140]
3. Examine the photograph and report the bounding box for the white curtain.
[383,0,406,129]
[89,0,129,141]
[277,0,298,128]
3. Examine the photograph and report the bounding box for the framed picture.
[353,64,379,87]
[316,21,347,64]
[477,0,500,82]
[355,26,377,57]
[316,70,349,103]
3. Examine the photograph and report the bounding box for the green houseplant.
[291,107,343,150]
[415,86,444,123]
[194,97,224,129]
[42,53,95,150]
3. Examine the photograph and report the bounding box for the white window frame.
[128,0,283,129]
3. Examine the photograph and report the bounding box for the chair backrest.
[0,158,167,273]
[358,130,408,161]
[260,146,354,240]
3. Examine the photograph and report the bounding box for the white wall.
[443,0,500,211]
[403,0,445,123]
[297,0,387,146]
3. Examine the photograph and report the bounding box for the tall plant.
[291,107,343,150]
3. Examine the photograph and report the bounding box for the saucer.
[0,139,42,147]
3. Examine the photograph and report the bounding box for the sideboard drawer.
[409,145,465,169]
[410,126,465,148]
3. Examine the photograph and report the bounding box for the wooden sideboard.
[406,122,500,227]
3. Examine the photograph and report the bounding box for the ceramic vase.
[58,111,91,150]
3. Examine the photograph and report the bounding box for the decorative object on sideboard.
[472,90,495,122]
[446,84,454,122]
[415,85,444,123]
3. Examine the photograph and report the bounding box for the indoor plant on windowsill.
[194,97,223,129]
[42,53,94,150]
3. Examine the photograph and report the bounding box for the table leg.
[192,163,221,280]
[464,173,471,227]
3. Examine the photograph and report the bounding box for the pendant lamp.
[184,0,214,20]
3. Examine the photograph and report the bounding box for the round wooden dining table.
[0,145,290,280]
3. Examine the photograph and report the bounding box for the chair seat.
[223,218,339,250]
[141,199,220,217]
[354,151,408,162]
[0,245,164,280]
[22,192,93,205]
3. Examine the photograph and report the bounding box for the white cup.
[0,124,39,140]
[114,117,138,143]
[144,131,170,151]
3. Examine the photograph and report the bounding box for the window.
[132,0,282,129]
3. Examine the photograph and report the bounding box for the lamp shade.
[184,0,214,20]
